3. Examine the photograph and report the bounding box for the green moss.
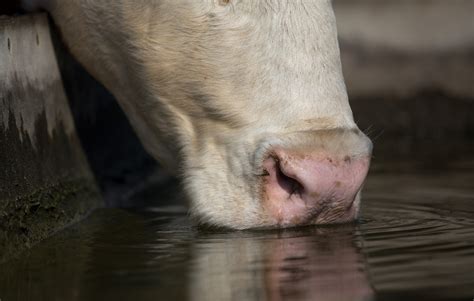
[0,180,102,263]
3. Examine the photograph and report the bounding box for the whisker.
[363,125,373,134]
[371,129,385,142]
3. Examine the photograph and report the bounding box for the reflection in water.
[190,228,373,301]
[1,170,474,301]
[0,209,373,301]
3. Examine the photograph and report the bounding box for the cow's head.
[121,0,373,229]
[45,0,372,229]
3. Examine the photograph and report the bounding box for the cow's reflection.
[190,226,374,301]
[0,210,374,301]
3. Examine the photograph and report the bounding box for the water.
[1,168,474,301]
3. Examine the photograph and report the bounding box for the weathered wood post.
[0,14,102,263]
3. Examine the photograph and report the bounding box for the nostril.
[265,156,304,198]
[261,146,370,226]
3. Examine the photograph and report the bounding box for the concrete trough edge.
[0,14,103,263]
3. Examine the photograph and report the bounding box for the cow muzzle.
[260,129,372,227]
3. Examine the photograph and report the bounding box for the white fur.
[23,0,364,229]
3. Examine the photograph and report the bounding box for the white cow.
[22,0,372,229]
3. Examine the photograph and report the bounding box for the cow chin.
[185,128,372,230]
[184,140,266,230]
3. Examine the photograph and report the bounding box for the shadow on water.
[1,167,474,301]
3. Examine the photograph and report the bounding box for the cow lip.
[271,194,361,227]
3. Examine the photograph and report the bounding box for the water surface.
[1,168,474,301]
